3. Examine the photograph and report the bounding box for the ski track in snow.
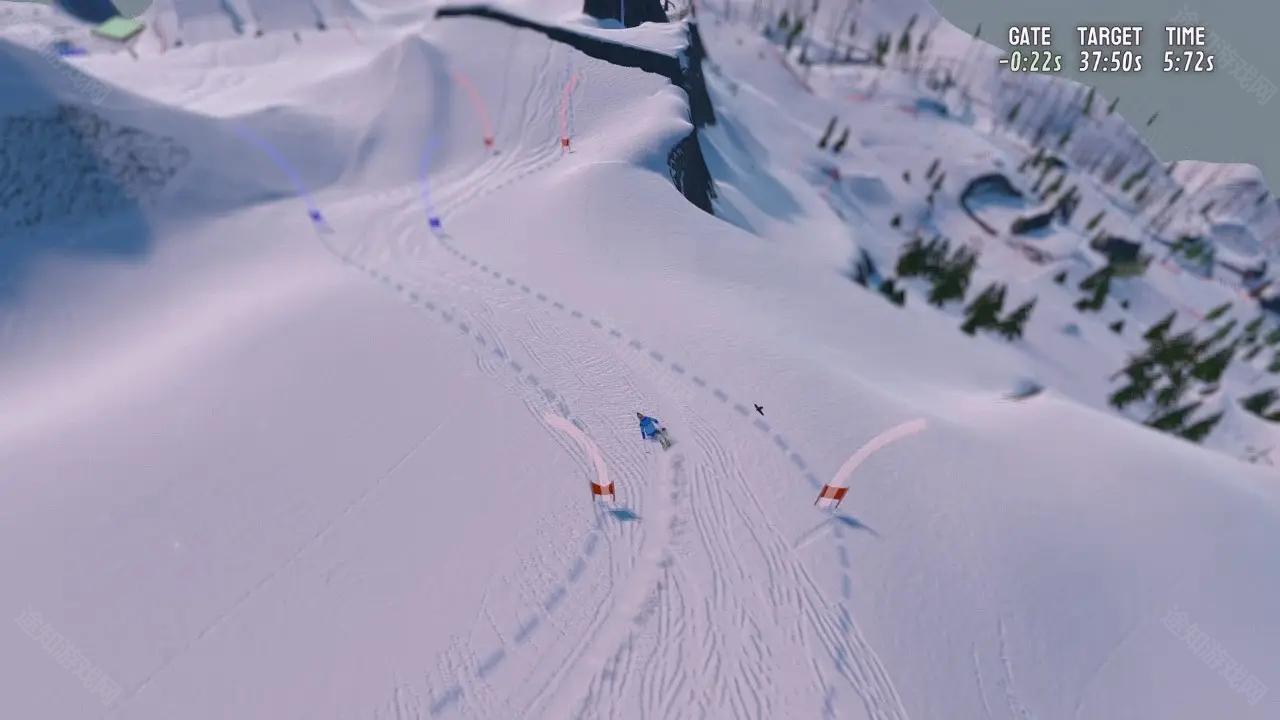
[426,147,909,719]
[119,419,446,707]
[221,31,912,719]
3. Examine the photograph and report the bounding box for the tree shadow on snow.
[608,508,641,522]
[0,41,161,306]
[834,513,880,538]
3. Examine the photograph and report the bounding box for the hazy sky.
[933,0,1280,187]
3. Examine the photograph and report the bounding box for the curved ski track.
[227,29,911,720]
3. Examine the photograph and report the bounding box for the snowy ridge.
[1,1,1278,719]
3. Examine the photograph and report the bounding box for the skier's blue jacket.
[639,415,661,439]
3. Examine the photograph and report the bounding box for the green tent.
[93,16,146,43]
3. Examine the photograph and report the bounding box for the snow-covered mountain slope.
[2,2,1278,719]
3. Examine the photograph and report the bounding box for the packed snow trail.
[312,31,915,718]
[7,3,1280,719]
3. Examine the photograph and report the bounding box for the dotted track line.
[394,65,901,714]
[419,136,913,716]
[335,253,632,717]
[433,235,823,493]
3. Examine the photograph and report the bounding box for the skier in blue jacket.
[636,412,671,449]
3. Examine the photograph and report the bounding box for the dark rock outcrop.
[582,0,668,28]
[667,132,715,213]
[959,173,1023,236]
[436,4,717,214]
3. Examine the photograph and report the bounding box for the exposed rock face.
[582,0,668,28]
[436,5,718,215]
[959,173,1023,236]
[667,132,715,213]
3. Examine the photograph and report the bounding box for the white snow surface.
[2,2,1279,719]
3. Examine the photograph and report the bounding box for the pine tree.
[923,236,951,267]
[1150,331,1197,371]
[879,277,906,306]
[1148,401,1201,432]
[1042,173,1064,200]
[818,115,837,148]
[1121,163,1150,194]
[961,283,1006,334]
[832,127,850,153]
[1190,344,1235,384]
[925,158,940,180]
[1074,266,1112,312]
[1110,357,1157,409]
[1085,210,1106,231]
[1052,270,1068,285]
[1005,100,1022,125]
[928,247,977,307]
[1154,380,1185,410]
[895,237,928,277]
[1143,311,1177,343]
[896,14,917,59]
[1106,96,1119,115]
[1243,315,1264,341]
[1204,302,1232,321]
[785,18,805,50]
[1206,318,1236,346]
[1241,388,1279,417]
[873,33,890,65]
[1109,319,1125,334]
[849,249,876,286]
[1180,411,1223,443]
[1110,381,1148,410]
[1082,87,1095,116]
[996,298,1036,340]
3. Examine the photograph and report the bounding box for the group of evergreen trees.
[1108,311,1236,442]
[923,157,946,205]
[895,235,973,306]
[773,7,933,70]
[1240,388,1280,422]
[1109,301,1280,443]
[776,11,806,52]
[890,236,1037,338]
[817,115,850,153]
[848,249,906,306]
[1074,266,1114,312]
[959,283,1036,339]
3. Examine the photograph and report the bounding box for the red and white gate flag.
[815,418,929,510]
[814,484,849,509]
[544,413,615,501]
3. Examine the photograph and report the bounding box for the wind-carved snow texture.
[0,104,190,235]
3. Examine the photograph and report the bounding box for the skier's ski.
[657,430,673,450]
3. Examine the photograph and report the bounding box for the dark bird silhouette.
[754,404,764,416]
